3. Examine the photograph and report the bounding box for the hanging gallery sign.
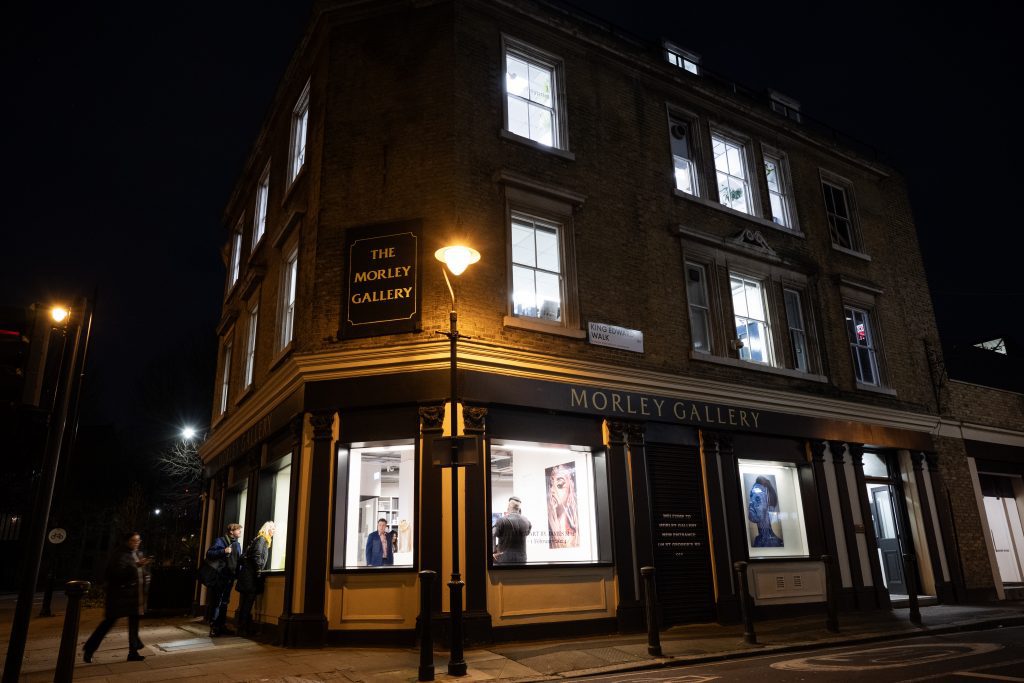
[342,221,422,339]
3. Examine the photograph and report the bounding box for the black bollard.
[418,570,436,682]
[822,554,839,633]
[734,561,757,644]
[54,580,90,683]
[903,554,921,626]
[639,566,662,656]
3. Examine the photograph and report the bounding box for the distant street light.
[434,243,480,677]
[153,508,162,516]
[181,426,197,440]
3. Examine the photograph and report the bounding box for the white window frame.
[669,112,700,197]
[288,80,310,184]
[243,302,258,389]
[279,246,298,350]
[502,182,583,337]
[685,262,712,354]
[712,130,755,216]
[845,305,881,386]
[502,36,567,151]
[664,42,700,75]
[510,211,565,324]
[763,147,796,230]
[783,288,809,372]
[821,172,864,253]
[253,164,270,249]
[730,272,775,366]
[219,337,233,415]
[228,228,243,291]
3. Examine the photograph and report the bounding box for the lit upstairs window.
[974,338,1007,354]
[665,42,700,75]
[503,37,566,150]
[289,80,310,184]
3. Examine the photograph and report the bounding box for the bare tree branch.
[155,440,203,485]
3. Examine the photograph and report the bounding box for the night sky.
[3,1,1020,428]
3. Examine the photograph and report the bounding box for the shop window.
[255,455,291,571]
[489,439,609,565]
[737,459,809,559]
[223,482,248,547]
[336,441,416,569]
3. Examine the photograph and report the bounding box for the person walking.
[206,523,243,637]
[235,521,274,636]
[83,531,152,663]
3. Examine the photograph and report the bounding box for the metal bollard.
[903,554,922,626]
[54,580,90,683]
[734,561,757,644]
[417,570,436,682]
[639,566,662,656]
[822,554,839,633]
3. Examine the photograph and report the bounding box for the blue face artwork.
[748,480,783,548]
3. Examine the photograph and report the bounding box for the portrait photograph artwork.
[743,472,784,548]
[545,462,580,549]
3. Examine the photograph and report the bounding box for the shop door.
[867,483,907,596]
[646,443,716,624]
[983,496,1024,584]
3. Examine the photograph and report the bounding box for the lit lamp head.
[434,245,480,276]
[181,426,197,440]
[50,305,70,324]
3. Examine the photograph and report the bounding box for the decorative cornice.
[463,405,488,432]
[419,405,445,431]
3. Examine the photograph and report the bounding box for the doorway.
[979,473,1024,586]
[862,451,917,598]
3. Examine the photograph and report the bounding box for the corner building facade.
[199,0,994,647]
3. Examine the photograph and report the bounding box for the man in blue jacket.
[365,518,394,566]
[206,523,242,636]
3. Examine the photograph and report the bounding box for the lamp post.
[3,297,94,683]
[434,245,480,677]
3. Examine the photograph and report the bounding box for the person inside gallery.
[493,495,531,563]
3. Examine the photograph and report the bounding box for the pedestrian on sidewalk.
[206,522,243,637]
[83,531,152,663]
[236,521,274,636]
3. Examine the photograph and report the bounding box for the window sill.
[248,234,266,262]
[500,129,575,161]
[270,341,294,370]
[488,560,614,570]
[689,351,828,383]
[283,165,307,203]
[211,410,228,429]
[234,383,255,407]
[855,381,897,397]
[673,190,805,238]
[831,244,872,261]
[503,315,587,339]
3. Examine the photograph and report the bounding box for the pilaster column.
[925,453,965,602]
[911,451,944,600]
[606,420,642,630]
[280,416,304,626]
[827,441,865,603]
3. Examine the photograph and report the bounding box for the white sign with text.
[587,321,644,353]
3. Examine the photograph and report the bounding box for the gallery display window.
[737,458,809,559]
[255,454,291,572]
[488,439,610,566]
[223,481,248,547]
[334,440,416,570]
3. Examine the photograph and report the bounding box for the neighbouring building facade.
[198,0,1006,647]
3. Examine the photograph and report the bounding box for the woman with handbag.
[235,521,275,636]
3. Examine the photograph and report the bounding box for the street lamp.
[3,296,94,683]
[181,426,197,440]
[433,244,480,677]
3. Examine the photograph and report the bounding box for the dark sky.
[3,1,1020,427]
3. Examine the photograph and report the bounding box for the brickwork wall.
[947,381,1024,431]
[932,434,995,591]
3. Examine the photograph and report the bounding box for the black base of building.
[326,627,418,647]
[491,616,618,642]
[278,614,328,648]
[616,600,644,632]
[431,610,493,648]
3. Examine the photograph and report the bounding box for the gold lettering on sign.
[567,387,763,430]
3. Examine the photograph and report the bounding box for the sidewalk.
[3,594,1023,682]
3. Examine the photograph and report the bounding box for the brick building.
[198,0,997,646]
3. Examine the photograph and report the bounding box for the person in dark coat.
[83,531,152,663]
[206,522,243,637]
[365,518,394,567]
[493,496,532,564]
[236,521,274,635]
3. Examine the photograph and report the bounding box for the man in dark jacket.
[365,518,394,566]
[206,523,242,637]
[83,531,152,663]
[493,496,532,564]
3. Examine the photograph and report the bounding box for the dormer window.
[769,90,802,123]
[665,42,700,75]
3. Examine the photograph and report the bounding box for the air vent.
[670,123,687,140]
